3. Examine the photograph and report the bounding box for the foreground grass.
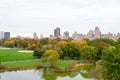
[0,48,33,62]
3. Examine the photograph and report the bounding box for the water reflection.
[37,65,95,80]
[0,65,95,80]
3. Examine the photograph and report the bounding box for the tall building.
[54,27,60,38]
[94,27,101,39]
[87,30,94,39]
[4,32,10,39]
[63,31,69,37]
[72,32,79,39]
[0,31,4,39]
[62,31,69,39]
[33,32,38,39]
[40,34,44,39]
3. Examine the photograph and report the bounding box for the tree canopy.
[42,49,60,65]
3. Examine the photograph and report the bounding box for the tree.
[4,40,15,48]
[28,44,37,50]
[57,41,67,59]
[20,39,28,49]
[81,46,97,62]
[71,40,81,47]
[66,41,80,59]
[80,39,88,46]
[0,56,1,66]
[115,38,120,47]
[88,38,115,46]
[88,40,111,61]
[33,48,44,58]
[42,49,59,66]
[40,38,51,45]
[102,47,120,80]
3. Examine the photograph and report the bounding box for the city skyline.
[1,26,120,40]
[0,0,120,37]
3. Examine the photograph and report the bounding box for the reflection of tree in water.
[37,65,95,80]
[42,68,57,80]
[37,68,79,80]
[79,65,95,79]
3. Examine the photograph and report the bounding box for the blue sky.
[0,0,120,37]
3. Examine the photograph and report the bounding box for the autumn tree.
[81,46,97,62]
[57,41,67,59]
[66,41,81,59]
[4,40,15,48]
[42,49,59,66]
[20,39,29,49]
[33,44,53,58]
[28,44,37,50]
[80,39,88,46]
[88,39,111,61]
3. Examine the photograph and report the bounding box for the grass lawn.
[1,60,82,71]
[0,48,33,62]
[56,60,79,69]
[1,60,42,70]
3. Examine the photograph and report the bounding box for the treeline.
[0,37,116,61]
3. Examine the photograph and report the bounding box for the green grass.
[1,60,80,71]
[0,48,33,62]
[56,60,79,69]
[1,60,42,70]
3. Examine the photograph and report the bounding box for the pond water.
[0,66,96,80]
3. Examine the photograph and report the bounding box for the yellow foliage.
[71,40,81,47]
[57,41,67,49]
[80,39,87,46]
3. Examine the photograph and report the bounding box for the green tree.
[33,44,53,58]
[81,46,97,61]
[115,38,120,47]
[42,49,59,66]
[40,38,51,45]
[88,38,115,46]
[33,48,44,58]
[66,41,80,59]
[0,56,1,66]
[57,41,67,59]
[102,47,120,80]
[89,40,111,61]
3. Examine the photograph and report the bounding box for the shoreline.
[0,62,92,73]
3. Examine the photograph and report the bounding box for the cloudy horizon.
[0,0,120,37]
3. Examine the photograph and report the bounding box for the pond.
[0,66,96,80]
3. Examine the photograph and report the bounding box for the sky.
[0,0,120,37]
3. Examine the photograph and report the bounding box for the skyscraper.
[40,34,44,39]
[33,32,38,39]
[54,27,60,38]
[63,31,69,37]
[62,31,69,39]
[4,32,10,39]
[87,30,94,39]
[0,31,4,39]
[94,27,101,39]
